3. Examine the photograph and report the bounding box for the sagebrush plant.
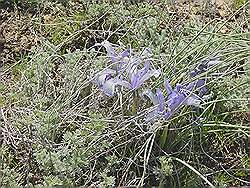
[0,0,249,187]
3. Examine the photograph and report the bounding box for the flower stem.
[132,91,138,114]
[159,125,169,148]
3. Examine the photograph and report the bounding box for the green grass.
[0,0,249,187]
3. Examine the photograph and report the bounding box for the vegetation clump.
[0,0,249,187]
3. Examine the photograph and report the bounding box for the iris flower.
[94,69,119,97]
[93,41,131,97]
[142,88,166,122]
[99,40,131,72]
[94,41,160,96]
[144,80,202,122]
[189,58,219,96]
[144,58,219,121]
[118,60,161,90]
[164,79,201,119]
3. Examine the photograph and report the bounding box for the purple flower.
[143,79,202,122]
[100,40,131,72]
[94,41,160,96]
[101,41,160,91]
[164,79,201,119]
[119,47,153,75]
[93,41,131,97]
[190,58,219,96]
[191,58,219,76]
[94,69,119,97]
[118,60,161,90]
[142,88,166,122]
[162,58,219,119]
[143,58,219,122]
[116,48,161,90]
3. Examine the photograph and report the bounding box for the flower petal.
[138,60,150,78]
[176,84,183,92]
[146,109,160,122]
[207,58,219,67]
[199,86,208,96]
[130,61,151,89]
[190,70,198,77]
[125,58,140,78]
[164,111,173,120]
[101,78,118,97]
[136,69,161,89]
[101,40,117,63]
[94,68,116,87]
[196,79,205,88]
[184,94,201,107]
[130,68,140,89]
[165,79,173,95]
[156,88,165,112]
[186,79,207,96]
[119,48,131,58]
[94,68,119,97]
[141,89,158,105]
[186,81,196,91]
[116,49,132,72]
[116,79,131,89]
[197,63,208,72]
[167,92,185,111]
[143,89,166,122]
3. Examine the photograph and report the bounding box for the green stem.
[132,91,138,114]
[159,125,169,148]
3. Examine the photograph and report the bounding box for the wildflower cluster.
[94,41,160,97]
[93,41,218,122]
